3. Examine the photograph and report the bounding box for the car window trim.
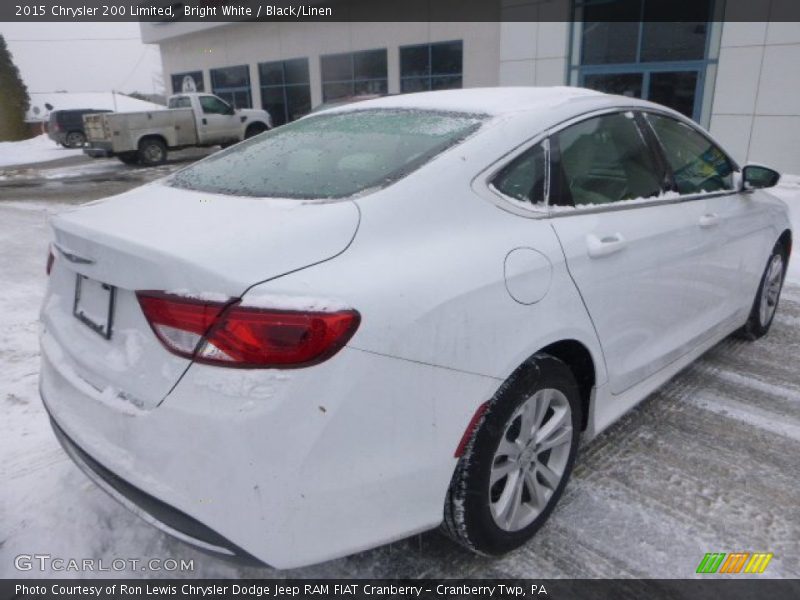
[544,109,745,218]
[475,105,749,220]
[475,106,673,218]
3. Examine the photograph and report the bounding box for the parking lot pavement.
[0,148,214,204]
[1,195,798,579]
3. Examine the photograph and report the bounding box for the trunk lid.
[42,183,360,409]
[50,183,360,296]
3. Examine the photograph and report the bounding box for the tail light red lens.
[46,247,55,276]
[136,291,360,368]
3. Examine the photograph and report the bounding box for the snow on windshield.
[169,109,484,199]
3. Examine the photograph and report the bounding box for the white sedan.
[40,87,791,568]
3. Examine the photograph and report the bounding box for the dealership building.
[141,0,800,172]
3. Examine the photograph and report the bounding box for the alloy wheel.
[759,254,784,327]
[489,388,573,532]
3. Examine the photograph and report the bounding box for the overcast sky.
[0,22,162,95]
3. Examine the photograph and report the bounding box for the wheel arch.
[777,228,792,260]
[137,133,168,150]
[536,339,596,432]
[245,121,269,137]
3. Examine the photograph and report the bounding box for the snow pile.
[0,134,84,168]
[26,92,163,123]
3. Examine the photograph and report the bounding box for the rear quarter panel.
[242,114,608,401]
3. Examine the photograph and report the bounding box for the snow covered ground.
[772,174,800,283]
[1,183,799,579]
[0,135,84,169]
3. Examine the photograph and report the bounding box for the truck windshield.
[168,109,484,199]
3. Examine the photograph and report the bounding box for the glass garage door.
[572,0,719,123]
[581,68,702,120]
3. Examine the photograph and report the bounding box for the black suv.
[48,109,111,148]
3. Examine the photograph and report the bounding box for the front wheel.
[737,243,787,340]
[442,354,582,555]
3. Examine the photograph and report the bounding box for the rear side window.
[554,112,663,207]
[169,109,484,199]
[168,96,191,109]
[492,143,547,205]
[646,113,734,194]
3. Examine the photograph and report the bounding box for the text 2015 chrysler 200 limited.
[40,88,791,568]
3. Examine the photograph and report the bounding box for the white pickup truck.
[83,93,272,166]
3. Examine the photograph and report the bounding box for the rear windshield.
[168,109,484,199]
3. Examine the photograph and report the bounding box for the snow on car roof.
[324,86,607,117]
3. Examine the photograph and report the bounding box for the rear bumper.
[39,327,498,568]
[47,411,261,564]
[84,142,114,158]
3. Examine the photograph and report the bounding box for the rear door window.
[553,112,664,207]
[645,113,734,194]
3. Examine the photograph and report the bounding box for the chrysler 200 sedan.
[40,88,791,568]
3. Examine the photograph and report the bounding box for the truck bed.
[84,108,198,153]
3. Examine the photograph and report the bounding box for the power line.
[116,47,149,90]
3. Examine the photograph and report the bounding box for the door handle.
[699,213,719,228]
[202,118,207,125]
[587,233,626,258]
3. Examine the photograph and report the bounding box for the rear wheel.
[137,138,167,166]
[64,131,86,148]
[442,354,581,555]
[737,243,787,340]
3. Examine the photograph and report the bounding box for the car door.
[642,112,774,316]
[196,95,239,144]
[548,110,728,395]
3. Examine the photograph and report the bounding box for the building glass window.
[210,65,252,109]
[258,58,312,127]
[400,41,463,93]
[573,0,716,122]
[320,49,388,102]
[171,71,204,94]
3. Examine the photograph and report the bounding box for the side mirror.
[227,106,236,116]
[742,164,781,190]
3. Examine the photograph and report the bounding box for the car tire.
[442,353,582,556]
[117,152,140,166]
[737,242,788,341]
[245,123,268,139]
[137,138,167,166]
[64,131,86,148]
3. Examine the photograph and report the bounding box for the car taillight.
[46,246,55,275]
[136,291,360,368]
